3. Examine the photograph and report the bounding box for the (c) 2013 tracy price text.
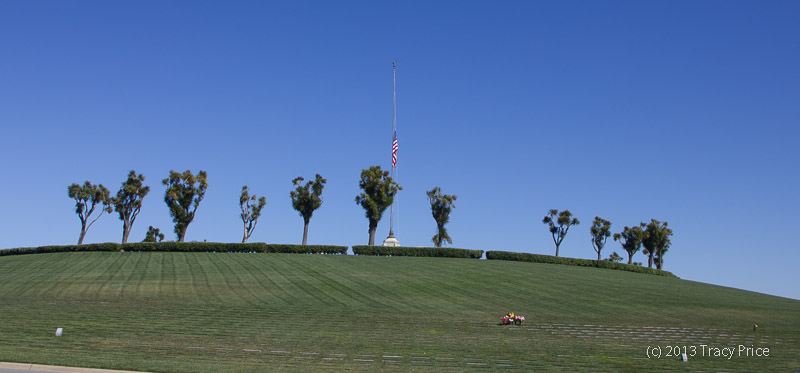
[646,344,770,359]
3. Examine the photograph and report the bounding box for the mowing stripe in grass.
[43,252,105,298]
[213,254,264,309]
[230,254,290,309]
[226,254,290,307]
[187,253,223,303]
[133,252,151,298]
[268,254,348,308]
[258,254,318,306]
[235,254,295,307]
[50,252,99,298]
[304,256,407,311]
[334,256,446,312]
[282,255,389,310]
[176,252,201,303]
[119,253,140,299]
[315,257,423,312]
[92,252,126,298]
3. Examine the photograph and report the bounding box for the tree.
[355,166,401,245]
[613,225,643,264]
[68,181,112,245]
[143,226,165,242]
[542,209,580,257]
[112,170,150,244]
[590,216,612,260]
[426,187,457,247]
[641,219,673,269]
[290,174,326,245]
[162,170,208,242]
[240,186,267,243]
[606,251,623,262]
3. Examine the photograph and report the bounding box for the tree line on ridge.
[68,167,672,269]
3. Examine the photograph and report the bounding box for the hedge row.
[0,244,674,278]
[485,251,678,278]
[352,245,484,259]
[0,242,348,256]
[0,243,120,256]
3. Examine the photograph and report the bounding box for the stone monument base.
[382,230,400,247]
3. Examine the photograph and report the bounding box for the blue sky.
[1,1,798,300]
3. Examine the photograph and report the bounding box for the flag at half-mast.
[392,130,398,168]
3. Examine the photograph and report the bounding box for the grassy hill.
[0,252,797,371]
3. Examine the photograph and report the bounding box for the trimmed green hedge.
[0,242,347,256]
[485,251,678,278]
[0,244,672,277]
[352,245,483,259]
[0,243,120,256]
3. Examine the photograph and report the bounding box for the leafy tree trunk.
[177,228,187,243]
[368,220,378,246]
[555,243,560,257]
[77,228,87,245]
[627,254,632,264]
[242,226,248,243]
[597,251,601,261]
[647,253,653,268]
[122,221,132,244]
[302,219,310,245]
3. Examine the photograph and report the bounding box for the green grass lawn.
[0,252,797,371]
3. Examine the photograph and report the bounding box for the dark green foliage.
[68,181,113,245]
[613,225,644,264]
[485,251,678,278]
[590,216,612,260]
[0,242,347,255]
[542,209,580,257]
[426,187,457,247]
[352,245,483,259]
[119,242,347,254]
[143,226,165,242]
[240,186,267,243]
[112,170,150,244]
[162,170,208,242]
[0,243,120,256]
[290,174,326,245]
[354,166,401,245]
[641,219,673,269]
[606,251,624,262]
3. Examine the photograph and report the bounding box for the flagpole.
[383,62,399,247]
[389,61,396,237]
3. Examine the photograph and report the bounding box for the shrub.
[0,243,119,256]
[0,243,347,256]
[121,242,348,254]
[352,245,483,259]
[485,251,678,278]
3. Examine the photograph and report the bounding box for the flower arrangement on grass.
[500,313,526,325]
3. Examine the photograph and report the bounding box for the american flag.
[392,130,398,168]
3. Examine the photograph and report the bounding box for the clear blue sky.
[1,1,798,299]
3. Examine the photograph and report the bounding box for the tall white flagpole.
[384,61,400,247]
[389,61,396,237]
